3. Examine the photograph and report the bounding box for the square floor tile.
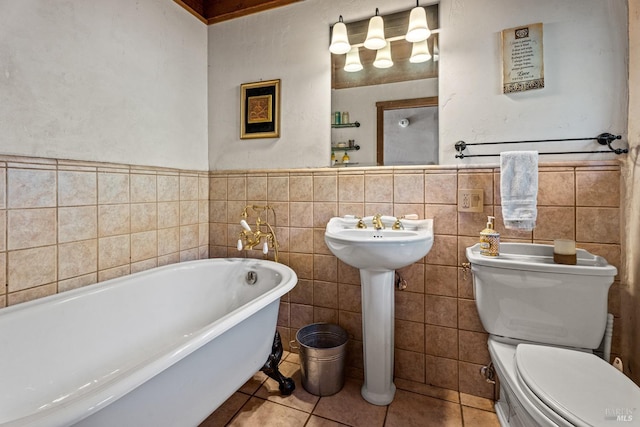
[385,389,463,427]
[312,378,387,427]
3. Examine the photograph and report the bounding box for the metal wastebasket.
[295,323,348,396]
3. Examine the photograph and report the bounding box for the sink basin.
[325,216,434,271]
[324,215,434,405]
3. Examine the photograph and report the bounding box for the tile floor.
[200,353,500,427]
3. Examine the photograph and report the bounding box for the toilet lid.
[515,344,640,426]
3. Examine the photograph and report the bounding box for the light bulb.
[344,46,363,72]
[329,16,351,54]
[364,9,386,50]
[410,39,431,63]
[373,43,393,68]
[406,5,431,42]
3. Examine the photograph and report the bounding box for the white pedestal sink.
[324,215,434,405]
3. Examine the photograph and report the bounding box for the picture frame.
[240,79,281,139]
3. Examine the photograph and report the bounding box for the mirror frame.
[376,96,439,165]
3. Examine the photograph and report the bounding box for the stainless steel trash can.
[296,323,348,396]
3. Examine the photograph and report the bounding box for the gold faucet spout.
[372,214,384,230]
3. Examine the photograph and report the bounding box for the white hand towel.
[500,151,538,230]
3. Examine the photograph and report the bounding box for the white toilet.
[466,243,640,427]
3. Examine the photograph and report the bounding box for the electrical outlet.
[458,189,484,212]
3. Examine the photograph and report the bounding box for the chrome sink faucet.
[372,213,385,230]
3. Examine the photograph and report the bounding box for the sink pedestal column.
[360,270,396,405]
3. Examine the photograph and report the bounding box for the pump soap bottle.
[480,216,500,257]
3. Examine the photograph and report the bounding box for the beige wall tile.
[313,280,338,309]
[458,207,494,237]
[289,175,313,201]
[0,210,5,252]
[180,200,199,225]
[314,254,337,282]
[365,174,394,203]
[538,171,575,206]
[58,240,97,280]
[199,176,209,201]
[289,253,313,280]
[458,330,490,364]
[268,175,289,201]
[130,174,156,203]
[58,206,97,243]
[158,252,180,266]
[534,206,575,241]
[98,204,130,237]
[425,295,457,327]
[8,283,56,306]
[131,258,158,274]
[313,175,337,202]
[425,264,458,297]
[458,299,485,332]
[338,310,363,341]
[227,176,246,201]
[313,202,337,228]
[398,262,425,293]
[158,202,179,228]
[209,223,227,246]
[209,200,227,223]
[98,172,129,204]
[199,223,209,247]
[158,175,179,201]
[576,170,620,207]
[289,202,313,228]
[395,349,425,383]
[338,174,364,202]
[58,273,97,293]
[209,176,228,201]
[180,175,199,200]
[131,203,157,233]
[394,173,424,204]
[338,282,360,312]
[98,264,130,282]
[425,204,457,235]
[425,235,458,266]
[425,173,457,204]
[199,200,209,223]
[58,170,97,206]
[8,208,56,250]
[458,361,494,399]
[0,253,5,288]
[425,355,458,390]
[289,227,313,253]
[131,231,158,262]
[338,202,364,218]
[0,168,5,209]
[8,168,56,208]
[98,234,130,270]
[290,278,313,305]
[180,224,199,250]
[8,245,57,292]
[338,260,360,285]
[396,291,425,323]
[576,207,620,244]
[290,303,314,329]
[425,325,458,359]
[396,319,425,352]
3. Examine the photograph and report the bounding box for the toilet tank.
[466,243,617,350]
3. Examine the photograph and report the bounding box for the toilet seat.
[514,343,640,427]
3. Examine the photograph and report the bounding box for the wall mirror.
[330,4,439,166]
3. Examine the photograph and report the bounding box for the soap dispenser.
[479,216,500,257]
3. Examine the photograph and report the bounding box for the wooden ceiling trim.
[174,0,303,25]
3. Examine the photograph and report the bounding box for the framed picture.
[240,79,281,139]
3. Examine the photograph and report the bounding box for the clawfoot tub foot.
[260,331,296,395]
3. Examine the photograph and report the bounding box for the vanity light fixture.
[344,46,364,72]
[405,1,431,43]
[329,15,351,54]
[409,39,431,63]
[364,8,386,50]
[373,43,393,68]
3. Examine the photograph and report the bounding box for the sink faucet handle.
[372,213,384,230]
[356,216,367,229]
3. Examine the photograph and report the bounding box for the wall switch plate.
[458,189,484,212]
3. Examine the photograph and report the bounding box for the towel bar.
[454,133,628,159]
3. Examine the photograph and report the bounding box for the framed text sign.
[240,79,281,139]
[501,23,544,94]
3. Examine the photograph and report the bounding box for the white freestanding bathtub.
[0,258,297,427]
